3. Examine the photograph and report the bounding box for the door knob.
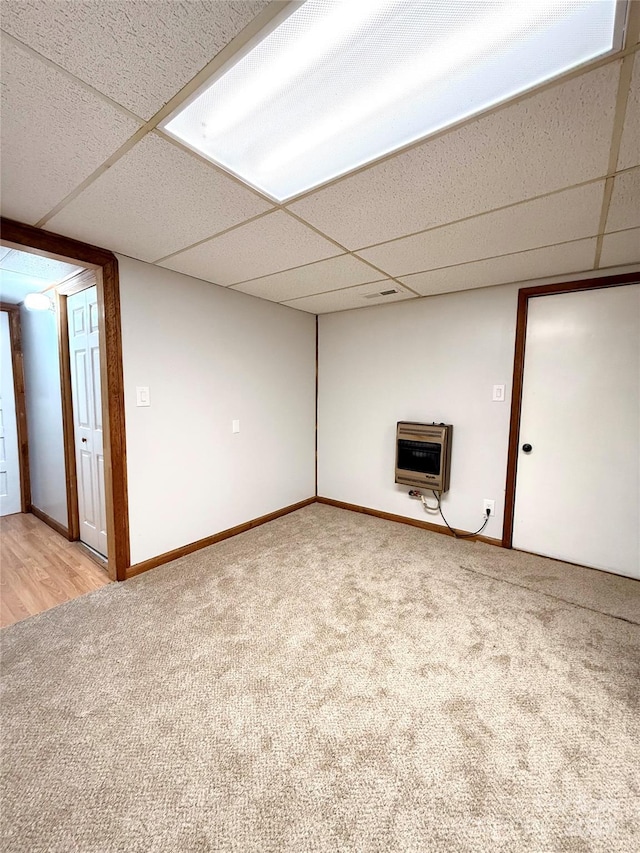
[522,443,532,453]
[81,437,87,443]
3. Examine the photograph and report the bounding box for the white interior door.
[68,286,107,556]
[0,312,21,516]
[513,284,640,579]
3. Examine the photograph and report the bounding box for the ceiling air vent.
[363,288,398,300]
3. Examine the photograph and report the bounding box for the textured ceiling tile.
[160,211,343,286]
[358,182,604,278]
[0,38,141,224]
[289,63,619,249]
[599,228,640,267]
[45,134,272,262]
[232,254,384,302]
[617,54,640,170]
[283,282,415,314]
[0,249,82,282]
[605,168,640,233]
[399,239,597,296]
[1,1,270,119]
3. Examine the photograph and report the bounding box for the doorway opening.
[0,218,129,584]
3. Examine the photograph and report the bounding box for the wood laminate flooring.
[0,513,109,628]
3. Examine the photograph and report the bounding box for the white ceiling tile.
[599,228,640,267]
[1,1,270,120]
[283,282,415,314]
[605,168,640,233]
[232,254,384,302]
[0,247,83,303]
[160,211,343,285]
[618,54,640,170]
[400,239,597,296]
[0,248,13,262]
[45,134,272,262]
[358,182,604,278]
[0,38,141,225]
[289,63,619,249]
[0,249,82,282]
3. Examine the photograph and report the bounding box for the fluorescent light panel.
[162,0,624,202]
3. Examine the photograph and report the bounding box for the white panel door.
[513,284,640,579]
[68,286,107,556]
[0,312,21,516]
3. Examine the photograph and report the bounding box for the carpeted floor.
[1,503,639,852]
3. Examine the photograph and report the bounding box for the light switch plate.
[492,384,506,402]
[232,419,240,434]
[136,386,150,407]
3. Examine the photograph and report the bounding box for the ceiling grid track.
[278,208,422,297]
[594,51,637,268]
[31,2,289,229]
[2,1,639,312]
[154,164,639,286]
[279,44,640,209]
[221,225,639,297]
[28,34,638,242]
[0,30,145,124]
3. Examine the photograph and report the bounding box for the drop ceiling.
[0,247,83,304]
[1,1,639,314]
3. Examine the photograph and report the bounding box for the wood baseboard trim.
[30,505,70,540]
[316,496,503,547]
[125,497,316,580]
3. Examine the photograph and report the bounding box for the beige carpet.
[1,503,639,852]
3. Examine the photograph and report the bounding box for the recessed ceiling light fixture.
[162,0,626,203]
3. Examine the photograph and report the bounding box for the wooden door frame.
[502,271,640,548]
[1,218,130,580]
[55,268,103,544]
[0,302,30,513]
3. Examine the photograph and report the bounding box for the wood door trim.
[0,303,30,512]
[55,268,97,296]
[502,271,640,548]
[55,292,80,541]
[1,218,130,580]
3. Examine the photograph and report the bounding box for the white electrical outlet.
[483,499,495,517]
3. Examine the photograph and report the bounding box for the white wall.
[317,265,640,542]
[318,284,518,540]
[118,256,316,565]
[20,304,68,527]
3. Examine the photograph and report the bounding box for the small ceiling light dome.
[161,0,625,202]
[23,292,53,311]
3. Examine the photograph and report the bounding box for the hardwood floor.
[0,512,110,628]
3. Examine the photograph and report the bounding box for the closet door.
[68,286,107,557]
[513,284,639,579]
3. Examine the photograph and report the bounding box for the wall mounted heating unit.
[395,422,453,494]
